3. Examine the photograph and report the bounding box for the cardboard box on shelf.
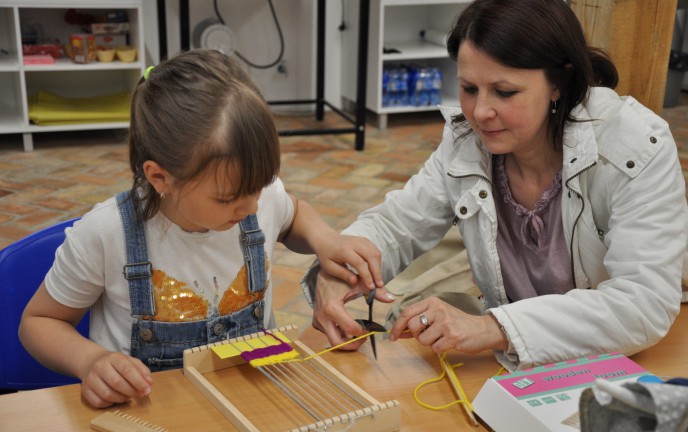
[23,54,55,65]
[94,34,128,50]
[90,23,129,35]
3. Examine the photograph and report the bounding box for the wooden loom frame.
[183,325,401,432]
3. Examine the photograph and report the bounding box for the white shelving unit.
[0,0,145,151]
[341,0,470,129]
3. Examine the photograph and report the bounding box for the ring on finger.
[419,313,429,327]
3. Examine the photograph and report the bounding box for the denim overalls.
[115,191,267,371]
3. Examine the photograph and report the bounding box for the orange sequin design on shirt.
[149,270,207,322]
[218,264,265,316]
[147,256,269,322]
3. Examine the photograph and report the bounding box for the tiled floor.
[1,92,687,332]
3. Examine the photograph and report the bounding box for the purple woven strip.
[241,342,293,362]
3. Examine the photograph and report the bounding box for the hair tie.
[143,66,155,80]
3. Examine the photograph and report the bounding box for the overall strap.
[116,191,155,316]
[239,214,266,293]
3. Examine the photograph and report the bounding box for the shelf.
[377,90,458,114]
[0,113,23,132]
[23,58,144,72]
[0,58,19,71]
[381,0,462,6]
[340,0,468,129]
[0,0,145,151]
[382,40,447,61]
[24,121,130,133]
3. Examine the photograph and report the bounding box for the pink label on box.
[494,354,648,398]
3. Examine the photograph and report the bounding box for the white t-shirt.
[45,178,294,354]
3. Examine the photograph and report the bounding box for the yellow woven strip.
[211,332,293,360]
[211,344,242,359]
[249,350,300,367]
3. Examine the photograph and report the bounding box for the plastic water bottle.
[398,67,409,106]
[430,68,442,106]
[382,68,391,107]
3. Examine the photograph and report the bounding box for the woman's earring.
[160,191,166,199]
[551,100,557,114]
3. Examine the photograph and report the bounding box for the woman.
[304,0,687,371]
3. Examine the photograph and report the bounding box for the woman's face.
[457,41,559,155]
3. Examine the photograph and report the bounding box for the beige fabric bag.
[384,229,484,327]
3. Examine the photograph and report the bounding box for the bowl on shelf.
[115,46,137,62]
[96,48,115,63]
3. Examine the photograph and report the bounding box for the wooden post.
[571,0,679,114]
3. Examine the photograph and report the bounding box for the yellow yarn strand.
[249,350,300,367]
[413,352,474,412]
[301,331,378,361]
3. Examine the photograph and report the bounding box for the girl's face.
[164,164,261,233]
[457,41,559,156]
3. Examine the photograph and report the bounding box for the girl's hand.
[79,351,153,408]
[389,297,508,354]
[315,234,384,290]
[312,271,395,350]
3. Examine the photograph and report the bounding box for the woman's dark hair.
[128,49,281,220]
[446,0,618,149]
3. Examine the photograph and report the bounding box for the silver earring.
[160,191,166,199]
[551,101,557,114]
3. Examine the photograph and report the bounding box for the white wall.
[143,0,348,112]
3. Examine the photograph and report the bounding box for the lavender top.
[493,154,574,302]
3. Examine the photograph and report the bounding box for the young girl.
[19,49,383,408]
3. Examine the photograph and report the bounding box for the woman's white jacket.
[341,87,687,370]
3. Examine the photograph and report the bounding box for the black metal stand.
[159,0,370,151]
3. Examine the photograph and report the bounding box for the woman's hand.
[79,351,153,408]
[312,271,395,350]
[389,297,508,354]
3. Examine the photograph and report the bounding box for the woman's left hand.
[389,297,508,354]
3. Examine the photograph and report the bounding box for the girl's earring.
[160,191,166,199]
[551,100,557,114]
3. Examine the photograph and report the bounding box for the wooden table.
[1,305,686,431]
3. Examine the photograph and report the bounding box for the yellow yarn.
[249,350,300,367]
[413,352,474,412]
[301,331,377,361]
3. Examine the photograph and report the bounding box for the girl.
[19,49,383,408]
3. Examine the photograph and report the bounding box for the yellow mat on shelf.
[28,91,131,126]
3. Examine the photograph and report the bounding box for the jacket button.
[459,206,468,215]
[626,161,635,169]
[254,304,264,320]
[214,323,225,336]
[649,136,657,144]
[479,190,488,199]
[140,328,153,342]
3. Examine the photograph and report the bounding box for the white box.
[472,353,650,432]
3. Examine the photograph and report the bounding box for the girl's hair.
[446,0,618,150]
[128,49,280,220]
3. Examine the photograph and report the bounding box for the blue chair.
[0,218,89,391]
